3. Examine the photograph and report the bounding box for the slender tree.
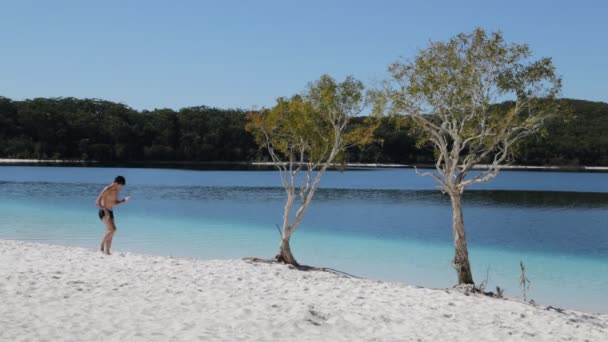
[246,75,374,266]
[519,261,531,302]
[373,29,561,285]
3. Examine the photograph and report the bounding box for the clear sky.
[1,0,606,110]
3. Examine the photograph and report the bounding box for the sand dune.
[1,240,606,341]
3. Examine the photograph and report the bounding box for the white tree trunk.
[276,235,299,266]
[276,188,299,266]
[449,192,474,285]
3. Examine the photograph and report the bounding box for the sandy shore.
[0,158,89,164]
[1,240,606,341]
[253,161,608,171]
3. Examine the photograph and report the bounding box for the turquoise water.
[1,166,607,313]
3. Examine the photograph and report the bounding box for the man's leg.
[101,217,116,254]
[100,212,106,252]
[101,221,110,252]
[100,229,112,252]
[104,219,117,255]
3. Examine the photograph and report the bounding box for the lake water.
[1,166,607,313]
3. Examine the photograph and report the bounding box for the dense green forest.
[0,96,606,166]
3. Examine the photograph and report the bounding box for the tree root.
[242,257,361,279]
[452,283,507,299]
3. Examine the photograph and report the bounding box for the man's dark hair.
[114,176,126,185]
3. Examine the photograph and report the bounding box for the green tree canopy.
[245,74,375,265]
[374,28,562,285]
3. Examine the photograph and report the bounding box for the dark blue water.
[1,166,607,312]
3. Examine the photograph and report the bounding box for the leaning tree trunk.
[275,190,300,267]
[449,192,474,285]
[276,236,299,267]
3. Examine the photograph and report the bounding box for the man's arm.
[95,186,109,208]
[114,196,131,206]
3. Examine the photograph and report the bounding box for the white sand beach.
[1,240,606,341]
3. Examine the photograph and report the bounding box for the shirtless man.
[95,176,130,255]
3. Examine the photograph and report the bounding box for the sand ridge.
[0,240,606,341]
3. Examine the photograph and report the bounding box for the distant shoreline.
[1,158,607,172]
[0,158,90,164]
[253,162,608,172]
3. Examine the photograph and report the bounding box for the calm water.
[1,166,607,313]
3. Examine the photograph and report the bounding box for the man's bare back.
[99,186,121,209]
[96,176,130,255]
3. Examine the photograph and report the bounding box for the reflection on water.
[3,181,608,208]
[1,166,608,192]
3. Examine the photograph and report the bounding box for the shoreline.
[1,239,607,341]
[1,158,607,172]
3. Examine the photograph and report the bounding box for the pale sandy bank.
[0,240,606,342]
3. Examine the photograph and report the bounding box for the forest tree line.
[0,96,607,166]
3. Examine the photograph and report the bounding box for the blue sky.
[1,0,606,110]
